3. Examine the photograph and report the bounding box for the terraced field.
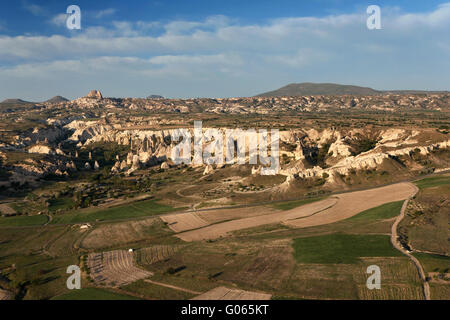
[137,245,182,265]
[192,286,272,300]
[87,250,153,287]
[161,212,210,233]
[81,218,172,250]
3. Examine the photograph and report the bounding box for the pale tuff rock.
[161,162,170,170]
[291,139,450,181]
[62,120,450,181]
[25,126,66,144]
[126,152,134,166]
[86,90,103,99]
[324,170,340,186]
[67,122,115,143]
[251,166,262,175]
[203,164,214,175]
[138,153,158,166]
[378,129,406,143]
[28,145,54,155]
[132,155,140,170]
[66,161,77,171]
[294,144,306,160]
[55,169,68,176]
[89,152,92,160]
[305,128,338,147]
[328,139,353,158]
[377,129,419,148]
[279,161,307,176]
[28,144,66,156]
[125,156,141,175]
[94,161,100,170]
[111,161,121,173]
[8,159,73,186]
[217,163,226,169]
[120,160,128,171]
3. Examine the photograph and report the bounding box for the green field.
[346,201,403,222]
[414,175,450,190]
[48,197,75,212]
[50,199,180,224]
[271,197,323,211]
[51,288,141,300]
[0,214,48,227]
[292,234,402,264]
[413,252,450,273]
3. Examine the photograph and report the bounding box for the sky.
[0,0,449,101]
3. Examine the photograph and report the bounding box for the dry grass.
[192,286,271,300]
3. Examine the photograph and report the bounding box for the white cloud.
[0,5,448,65]
[95,8,117,19]
[390,3,450,29]
[1,3,449,99]
[49,14,67,27]
[23,3,47,16]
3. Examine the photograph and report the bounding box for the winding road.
[390,184,430,300]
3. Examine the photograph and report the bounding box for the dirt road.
[144,279,202,295]
[390,184,431,300]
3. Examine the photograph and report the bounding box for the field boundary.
[144,279,202,295]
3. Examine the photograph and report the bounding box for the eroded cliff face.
[61,120,450,178]
[2,115,449,189]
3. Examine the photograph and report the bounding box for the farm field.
[0,171,448,300]
[51,288,141,300]
[161,212,210,233]
[192,286,272,300]
[137,245,182,265]
[50,199,179,225]
[413,253,450,274]
[80,218,177,250]
[414,175,450,189]
[286,182,417,228]
[400,176,450,256]
[175,182,415,241]
[196,206,278,224]
[176,197,337,241]
[292,234,402,264]
[87,250,153,287]
[0,214,48,227]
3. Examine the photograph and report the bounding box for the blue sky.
[0,0,449,100]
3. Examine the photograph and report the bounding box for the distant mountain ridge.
[256,83,448,97]
[0,98,33,105]
[45,96,69,103]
